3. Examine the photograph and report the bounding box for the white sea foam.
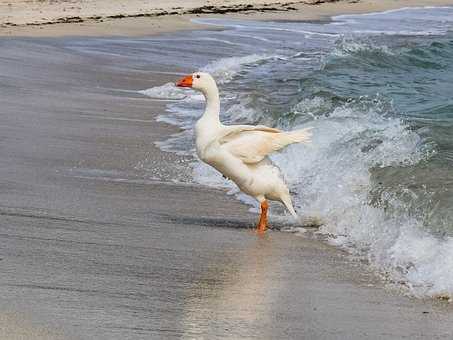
[190,93,453,298]
[331,39,395,57]
[201,54,271,84]
[139,82,187,100]
[139,53,272,130]
[331,6,453,36]
[145,7,453,298]
[268,98,453,297]
[334,6,453,20]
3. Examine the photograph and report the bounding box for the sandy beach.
[1,1,453,339]
[1,0,453,36]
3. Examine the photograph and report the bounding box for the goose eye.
[196,74,201,79]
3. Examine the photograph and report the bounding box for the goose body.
[177,72,311,232]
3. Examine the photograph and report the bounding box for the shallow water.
[134,7,453,297]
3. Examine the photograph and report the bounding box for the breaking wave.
[140,7,453,298]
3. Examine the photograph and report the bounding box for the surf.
[138,6,453,298]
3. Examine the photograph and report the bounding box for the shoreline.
[1,0,453,37]
[1,2,453,339]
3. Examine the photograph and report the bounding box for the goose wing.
[218,125,312,164]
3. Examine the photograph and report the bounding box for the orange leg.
[256,200,269,233]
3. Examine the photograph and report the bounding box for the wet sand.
[1,34,453,339]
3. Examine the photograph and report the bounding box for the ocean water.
[136,7,453,298]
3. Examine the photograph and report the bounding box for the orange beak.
[176,75,193,88]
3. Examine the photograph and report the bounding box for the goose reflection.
[180,233,285,339]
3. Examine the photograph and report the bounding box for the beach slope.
[1,1,453,339]
[2,0,453,36]
[0,31,453,339]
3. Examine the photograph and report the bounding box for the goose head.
[176,72,220,119]
[176,72,217,94]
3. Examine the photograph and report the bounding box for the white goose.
[176,72,312,233]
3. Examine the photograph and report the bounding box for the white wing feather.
[219,125,312,164]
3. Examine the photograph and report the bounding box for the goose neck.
[201,85,221,125]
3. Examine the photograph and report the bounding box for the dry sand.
[1,0,453,37]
